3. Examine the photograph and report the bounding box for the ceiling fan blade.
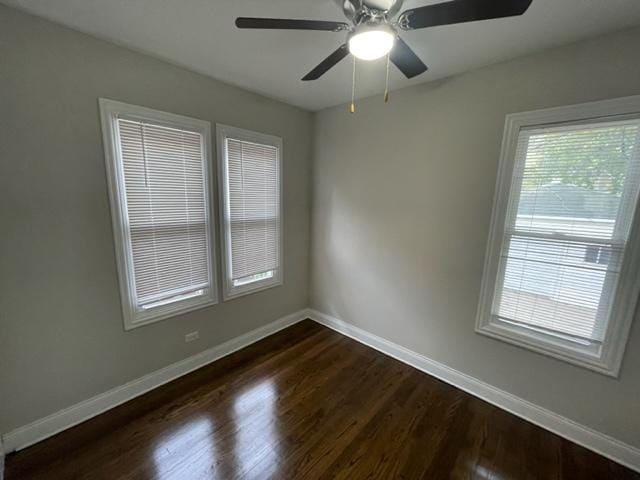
[390,37,428,79]
[398,0,533,30]
[302,44,350,81]
[236,17,349,31]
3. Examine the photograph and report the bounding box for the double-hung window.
[100,99,217,329]
[476,96,640,375]
[217,125,283,300]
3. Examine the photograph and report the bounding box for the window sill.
[475,318,618,377]
[222,277,283,302]
[124,294,218,330]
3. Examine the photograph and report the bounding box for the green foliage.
[522,125,639,195]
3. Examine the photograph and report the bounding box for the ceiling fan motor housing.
[335,0,405,23]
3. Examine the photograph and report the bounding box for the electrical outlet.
[184,331,199,343]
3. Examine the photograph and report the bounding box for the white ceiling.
[4,0,640,110]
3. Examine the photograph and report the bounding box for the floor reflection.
[473,464,505,480]
[152,415,216,479]
[231,378,281,479]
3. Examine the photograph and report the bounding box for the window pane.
[498,236,623,340]
[494,119,640,343]
[225,138,280,282]
[118,119,211,307]
[511,122,640,239]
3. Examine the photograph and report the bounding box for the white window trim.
[475,95,640,377]
[99,99,218,330]
[216,124,284,301]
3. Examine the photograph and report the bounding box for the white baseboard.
[1,309,309,453]
[4,307,638,473]
[308,308,640,474]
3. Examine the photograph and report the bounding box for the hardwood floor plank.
[5,320,639,480]
[277,357,413,479]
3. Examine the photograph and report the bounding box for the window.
[100,99,217,329]
[217,124,283,300]
[476,96,640,376]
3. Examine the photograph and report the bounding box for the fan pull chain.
[384,53,390,103]
[349,55,356,114]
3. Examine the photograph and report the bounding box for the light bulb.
[348,26,395,61]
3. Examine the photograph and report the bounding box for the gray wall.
[311,27,640,448]
[0,5,312,434]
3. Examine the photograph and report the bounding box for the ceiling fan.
[236,0,533,81]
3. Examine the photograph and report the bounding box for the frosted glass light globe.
[348,26,395,61]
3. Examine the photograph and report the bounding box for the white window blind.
[218,125,282,299]
[119,119,211,306]
[493,119,640,346]
[100,99,216,329]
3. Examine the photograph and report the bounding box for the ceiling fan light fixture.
[348,25,395,61]
[237,0,534,81]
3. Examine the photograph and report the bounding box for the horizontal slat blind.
[118,118,210,307]
[493,119,640,343]
[225,138,280,281]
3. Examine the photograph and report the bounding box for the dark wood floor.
[6,320,638,479]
